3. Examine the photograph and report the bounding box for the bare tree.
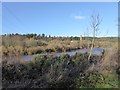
[88,13,102,61]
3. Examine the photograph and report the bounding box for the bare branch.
[88,13,102,61]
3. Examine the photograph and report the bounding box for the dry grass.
[99,43,118,74]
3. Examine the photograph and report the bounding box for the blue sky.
[2,2,118,37]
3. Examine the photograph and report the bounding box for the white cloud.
[74,15,85,20]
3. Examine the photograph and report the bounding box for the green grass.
[95,73,118,88]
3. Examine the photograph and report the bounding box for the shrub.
[32,55,46,64]
[3,52,115,88]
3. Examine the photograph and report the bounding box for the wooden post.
[80,35,83,48]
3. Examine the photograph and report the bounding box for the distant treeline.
[2,33,91,40]
[2,33,118,41]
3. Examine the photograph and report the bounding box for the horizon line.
[1,33,118,37]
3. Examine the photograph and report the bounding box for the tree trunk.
[88,27,95,61]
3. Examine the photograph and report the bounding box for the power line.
[2,4,29,33]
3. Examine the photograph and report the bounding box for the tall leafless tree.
[88,13,102,61]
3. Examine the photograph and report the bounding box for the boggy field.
[1,34,118,56]
[1,34,119,88]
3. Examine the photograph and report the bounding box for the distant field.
[1,34,118,57]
